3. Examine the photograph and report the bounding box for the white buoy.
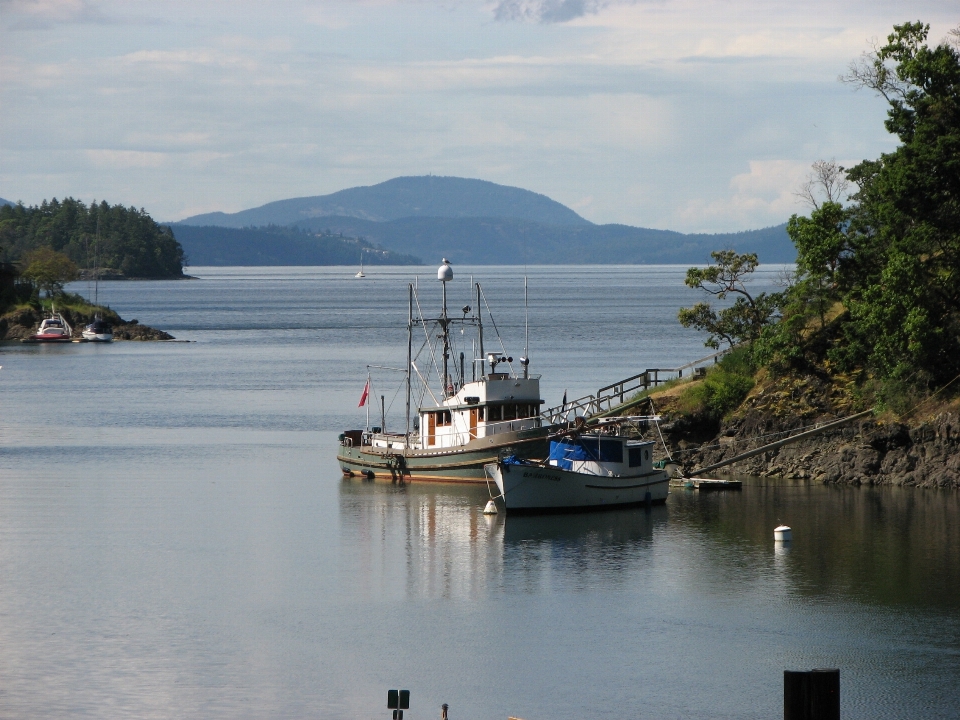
[774,524,792,542]
[483,500,498,515]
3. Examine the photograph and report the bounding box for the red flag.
[358,379,370,407]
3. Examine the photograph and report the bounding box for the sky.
[0,0,956,233]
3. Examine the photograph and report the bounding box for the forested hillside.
[174,225,421,266]
[0,198,184,278]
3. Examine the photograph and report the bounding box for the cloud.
[0,0,104,27]
[677,160,811,231]
[492,0,618,23]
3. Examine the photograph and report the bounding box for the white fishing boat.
[485,421,670,514]
[337,259,550,482]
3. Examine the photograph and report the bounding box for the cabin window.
[488,406,502,422]
[435,410,452,427]
[598,439,623,463]
[504,404,516,421]
[628,447,644,467]
[478,407,485,421]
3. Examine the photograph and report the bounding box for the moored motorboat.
[337,259,550,482]
[27,312,73,343]
[485,426,670,514]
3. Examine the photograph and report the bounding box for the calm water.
[1,266,959,719]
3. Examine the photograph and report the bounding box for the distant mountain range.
[0,197,12,207]
[169,175,795,265]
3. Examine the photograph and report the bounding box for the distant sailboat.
[355,248,366,278]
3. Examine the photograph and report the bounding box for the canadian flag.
[358,379,370,407]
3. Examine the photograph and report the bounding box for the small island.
[0,199,183,340]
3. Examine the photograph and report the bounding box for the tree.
[836,21,960,384]
[678,250,781,348]
[21,247,78,296]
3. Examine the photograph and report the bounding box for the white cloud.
[677,160,810,230]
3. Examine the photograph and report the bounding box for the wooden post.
[784,668,839,720]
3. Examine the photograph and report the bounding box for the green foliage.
[0,198,184,278]
[678,250,782,348]
[680,347,757,419]
[21,247,78,296]
[832,22,960,386]
[753,22,960,400]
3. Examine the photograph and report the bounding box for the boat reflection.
[337,478,669,598]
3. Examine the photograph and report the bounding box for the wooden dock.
[670,478,742,491]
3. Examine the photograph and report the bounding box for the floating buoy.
[483,500,498,515]
[774,524,792,542]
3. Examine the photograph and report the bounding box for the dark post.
[381,395,386,434]
[441,703,449,720]
[784,668,839,720]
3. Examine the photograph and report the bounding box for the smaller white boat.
[27,312,73,343]
[355,248,366,278]
[82,316,113,342]
[485,424,670,514]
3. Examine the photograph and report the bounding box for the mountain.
[294,215,795,265]
[175,176,590,228]
[171,175,796,265]
[174,225,421,266]
[0,197,12,207]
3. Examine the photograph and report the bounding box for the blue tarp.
[548,437,623,470]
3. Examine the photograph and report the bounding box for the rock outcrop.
[654,372,960,489]
[0,306,173,341]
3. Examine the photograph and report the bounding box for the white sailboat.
[82,218,113,342]
[355,248,365,278]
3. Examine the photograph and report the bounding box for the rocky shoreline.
[0,306,174,341]
[653,374,960,489]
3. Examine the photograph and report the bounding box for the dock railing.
[541,346,734,426]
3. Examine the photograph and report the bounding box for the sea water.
[1,265,958,719]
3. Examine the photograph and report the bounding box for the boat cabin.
[415,372,543,449]
[547,435,655,477]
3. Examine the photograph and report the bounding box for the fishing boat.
[337,259,550,482]
[484,420,670,514]
[27,311,73,343]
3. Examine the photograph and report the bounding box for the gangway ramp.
[541,348,731,425]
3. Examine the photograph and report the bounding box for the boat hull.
[487,461,670,514]
[336,428,549,483]
[25,334,72,343]
[82,331,113,342]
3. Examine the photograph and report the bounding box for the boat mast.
[438,259,453,397]
[476,282,484,375]
[405,282,413,448]
[522,276,529,379]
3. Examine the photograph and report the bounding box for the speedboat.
[82,316,113,342]
[485,422,670,514]
[28,313,73,343]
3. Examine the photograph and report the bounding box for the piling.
[784,668,839,720]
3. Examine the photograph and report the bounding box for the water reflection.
[337,479,671,599]
[669,479,960,610]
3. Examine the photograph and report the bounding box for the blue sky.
[0,0,955,231]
